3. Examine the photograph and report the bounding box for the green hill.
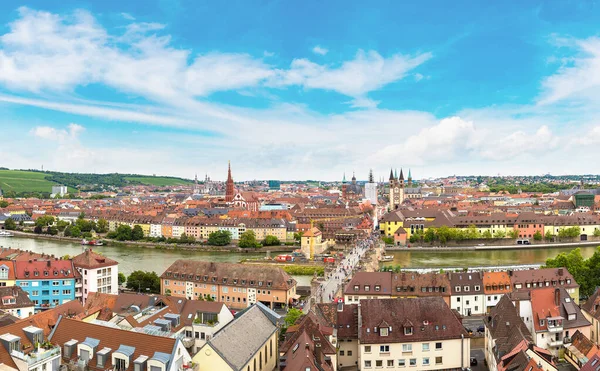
[0,169,193,195]
[0,170,59,193]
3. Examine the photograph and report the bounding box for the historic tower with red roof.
[226,161,234,202]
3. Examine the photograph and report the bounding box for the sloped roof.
[204,303,279,370]
[72,249,118,269]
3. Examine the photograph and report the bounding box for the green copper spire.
[342,172,347,184]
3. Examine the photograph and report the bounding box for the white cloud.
[120,12,135,21]
[539,36,600,105]
[312,45,328,55]
[30,123,84,141]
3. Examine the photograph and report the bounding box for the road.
[305,231,379,312]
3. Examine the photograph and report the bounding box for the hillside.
[0,169,193,195]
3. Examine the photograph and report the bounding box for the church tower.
[365,169,377,206]
[341,172,348,199]
[407,169,413,188]
[226,161,234,202]
[193,173,199,194]
[388,167,405,210]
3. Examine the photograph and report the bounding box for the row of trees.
[206,230,282,248]
[405,225,588,244]
[545,247,600,297]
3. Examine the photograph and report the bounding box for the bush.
[208,231,232,246]
[262,235,281,246]
[239,231,261,248]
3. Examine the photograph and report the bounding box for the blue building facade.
[15,260,79,311]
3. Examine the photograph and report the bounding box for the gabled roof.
[72,249,118,269]
[202,303,280,371]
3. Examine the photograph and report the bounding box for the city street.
[306,232,379,312]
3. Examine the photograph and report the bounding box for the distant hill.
[0,169,193,196]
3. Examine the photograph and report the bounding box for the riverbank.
[7,230,296,253]
[385,240,600,252]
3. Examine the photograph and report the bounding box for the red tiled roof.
[72,249,118,269]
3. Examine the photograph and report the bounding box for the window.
[375,360,383,367]
[402,344,412,353]
[455,286,461,292]
[404,327,413,335]
[340,350,345,356]
[435,356,442,365]
[464,286,469,292]
[456,297,460,302]
[380,345,390,353]
[398,359,406,367]
[364,360,372,368]
[0,267,8,280]
[375,285,380,292]
[387,360,393,367]
[354,285,359,292]
[32,290,39,296]
[380,327,389,336]
[365,285,370,291]
[347,350,352,356]
[474,285,480,291]
[409,359,416,366]
[52,281,59,286]
[422,358,430,366]
[364,346,371,353]
[62,290,71,295]
[435,342,442,350]
[52,290,59,295]
[422,343,429,351]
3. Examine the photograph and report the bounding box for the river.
[388,245,600,268]
[1,237,315,285]
[2,237,598,283]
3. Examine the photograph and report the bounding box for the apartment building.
[314,301,359,370]
[483,271,512,313]
[510,267,580,304]
[343,272,451,305]
[72,248,119,304]
[84,292,235,355]
[161,260,297,310]
[484,295,556,371]
[193,303,281,371]
[0,322,62,371]
[516,288,591,357]
[449,271,485,316]
[0,286,34,318]
[49,317,192,371]
[358,297,470,370]
[14,259,80,312]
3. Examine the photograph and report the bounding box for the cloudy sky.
[1,0,600,181]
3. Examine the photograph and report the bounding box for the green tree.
[126,270,161,294]
[594,229,600,237]
[533,231,542,241]
[207,230,232,246]
[293,232,303,242]
[466,225,480,240]
[4,218,16,230]
[179,233,195,244]
[423,228,436,243]
[115,225,133,241]
[493,230,506,239]
[481,230,493,239]
[34,225,43,234]
[118,272,126,285]
[239,230,260,248]
[545,248,590,296]
[131,225,144,241]
[262,235,281,246]
[96,218,109,233]
[508,229,519,239]
[284,308,303,327]
[35,215,55,227]
[70,225,82,238]
[382,236,394,245]
[56,220,69,232]
[0,200,9,208]
[545,231,555,241]
[46,226,58,235]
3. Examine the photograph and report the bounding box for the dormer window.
[2,296,16,305]
[455,286,461,292]
[375,285,381,292]
[203,276,208,281]
[380,327,389,336]
[354,285,359,292]
[258,281,263,286]
[174,273,179,279]
[233,279,238,284]
[212,277,216,283]
[44,271,49,277]
[539,319,544,327]
[242,280,246,285]
[34,271,39,277]
[267,282,272,287]
[566,279,571,284]
[250,280,255,285]
[464,286,469,292]
[222,278,227,284]
[166,272,171,277]
[404,327,413,335]
[364,285,370,292]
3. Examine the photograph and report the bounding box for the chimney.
[314,342,322,365]
[558,268,564,276]
[555,288,560,306]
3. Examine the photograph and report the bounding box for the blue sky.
[1,0,600,180]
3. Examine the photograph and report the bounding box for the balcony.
[11,345,61,366]
[548,338,564,347]
[547,324,563,333]
[75,282,82,288]
[192,319,219,327]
